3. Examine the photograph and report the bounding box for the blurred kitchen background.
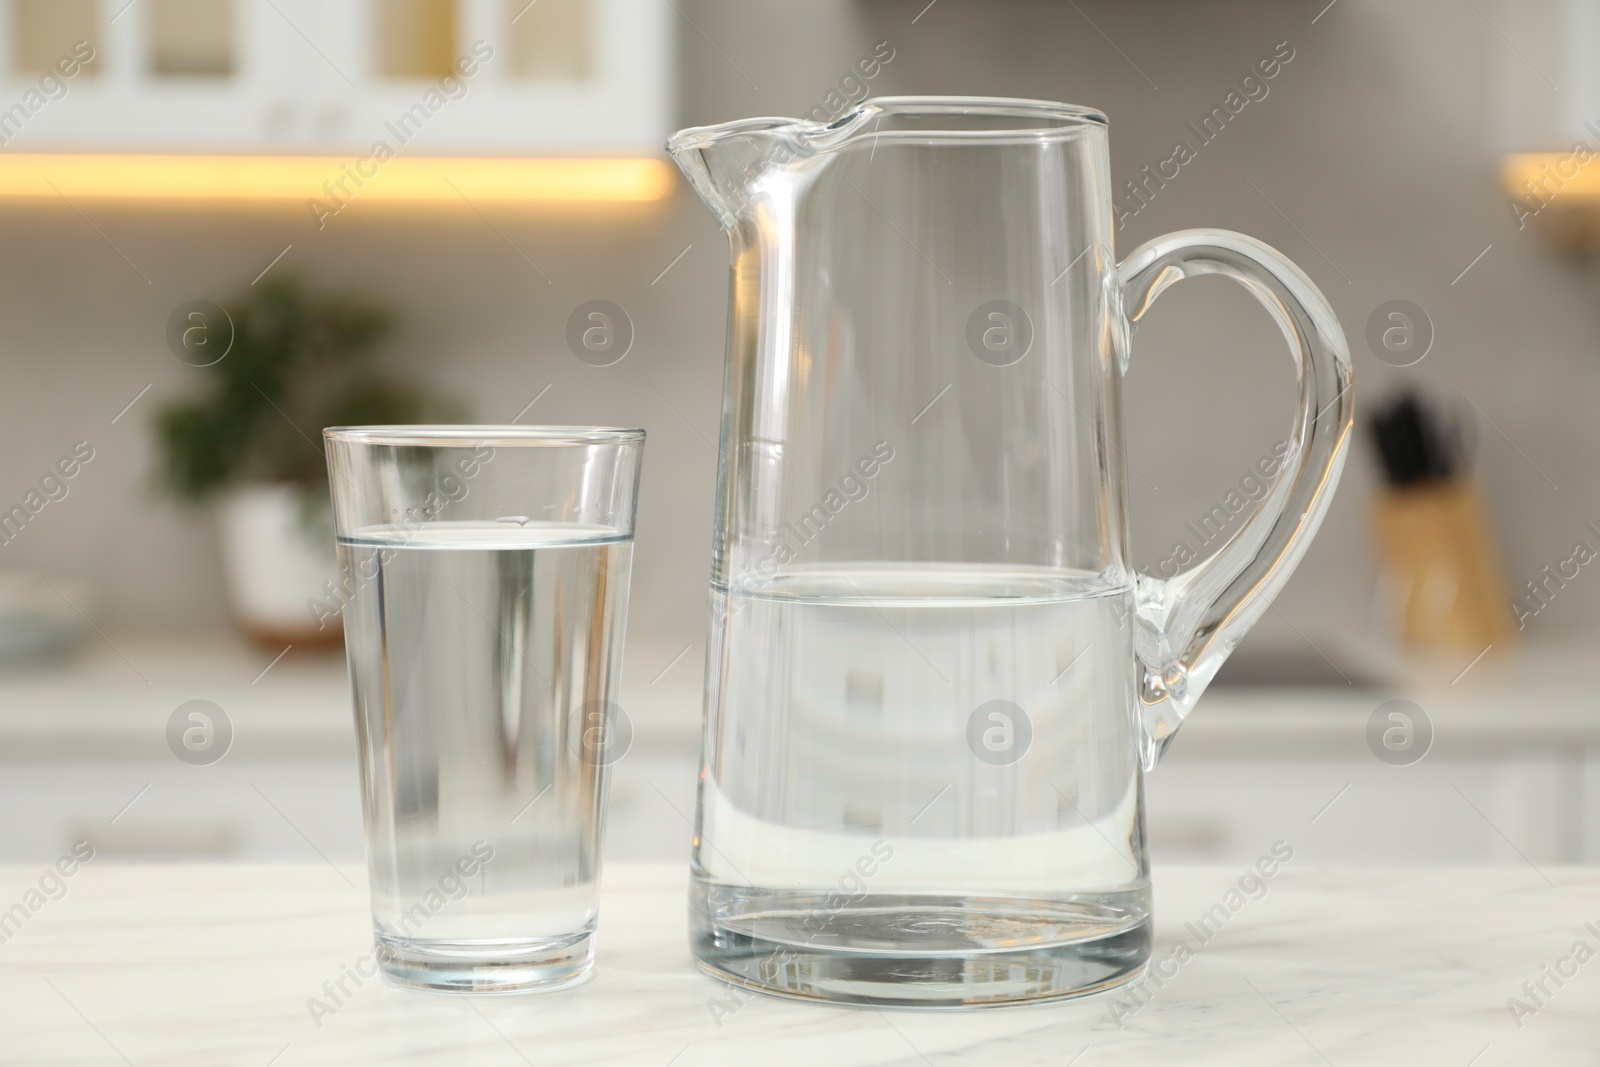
[1,0,1597,869]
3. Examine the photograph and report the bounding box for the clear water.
[338,521,632,985]
[692,564,1151,1005]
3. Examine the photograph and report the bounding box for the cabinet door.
[1145,756,1586,866]
[0,0,670,152]
[335,0,672,152]
[0,0,307,149]
[0,760,364,863]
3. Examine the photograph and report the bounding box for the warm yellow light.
[0,154,676,203]
[1502,152,1600,199]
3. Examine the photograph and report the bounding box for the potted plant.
[153,275,459,648]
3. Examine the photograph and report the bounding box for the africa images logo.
[1112,40,1296,229]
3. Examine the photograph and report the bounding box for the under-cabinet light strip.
[0,155,675,202]
[1502,152,1600,201]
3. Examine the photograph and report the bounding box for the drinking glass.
[324,426,644,993]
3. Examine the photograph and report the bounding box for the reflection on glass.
[506,0,588,81]
[150,0,234,77]
[14,0,100,76]
[375,0,458,79]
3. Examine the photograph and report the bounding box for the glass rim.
[667,96,1108,154]
[323,425,646,447]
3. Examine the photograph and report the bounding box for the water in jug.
[667,97,1352,1007]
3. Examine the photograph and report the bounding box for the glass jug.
[668,97,1352,1007]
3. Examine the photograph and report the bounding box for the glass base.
[375,929,595,994]
[691,888,1151,1008]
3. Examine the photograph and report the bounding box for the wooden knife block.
[1373,480,1512,651]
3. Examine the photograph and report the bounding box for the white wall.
[1,0,1597,666]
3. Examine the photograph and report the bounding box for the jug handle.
[1115,229,1354,770]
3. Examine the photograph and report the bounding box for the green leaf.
[150,273,463,501]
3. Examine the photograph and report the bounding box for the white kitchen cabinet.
[5,748,1586,868]
[1145,755,1588,867]
[0,0,671,152]
[0,749,699,864]
[0,760,366,863]
[4,638,1596,868]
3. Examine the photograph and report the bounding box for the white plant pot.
[214,484,341,648]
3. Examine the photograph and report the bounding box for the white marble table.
[1,862,1596,1065]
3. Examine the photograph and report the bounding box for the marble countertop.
[1,861,1596,1064]
[1,634,1595,762]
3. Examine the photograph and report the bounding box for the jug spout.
[669,98,1113,227]
[666,108,881,228]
